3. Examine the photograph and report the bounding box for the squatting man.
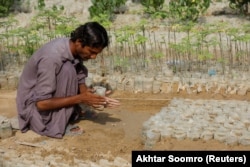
[16,22,120,138]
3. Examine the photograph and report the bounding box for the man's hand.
[104,97,120,108]
[79,84,120,108]
[79,91,107,107]
[105,89,112,96]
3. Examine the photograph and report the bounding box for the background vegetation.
[1,0,250,76]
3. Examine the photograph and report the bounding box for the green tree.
[88,0,126,21]
[229,0,250,14]
[0,0,14,17]
[169,0,210,22]
[140,0,166,18]
[141,0,165,12]
[38,0,46,10]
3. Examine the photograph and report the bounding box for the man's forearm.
[36,95,82,111]
[36,84,106,112]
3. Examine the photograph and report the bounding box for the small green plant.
[38,0,45,10]
[141,0,164,11]
[0,0,14,17]
[91,13,112,29]
[169,0,210,22]
[88,0,126,21]
[229,0,249,14]
[140,0,166,18]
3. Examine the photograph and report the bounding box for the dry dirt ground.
[1,87,250,164]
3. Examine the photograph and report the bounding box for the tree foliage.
[88,0,127,21]
[229,0,250,14]
[140,0,165,12]
[140,0,167,19]
[169,0,210,22]
[0,0,14,17]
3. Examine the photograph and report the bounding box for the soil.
[1,88,250,164]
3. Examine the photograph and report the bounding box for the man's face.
[75,40,103,61]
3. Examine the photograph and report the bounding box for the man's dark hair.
[70,22,109,48]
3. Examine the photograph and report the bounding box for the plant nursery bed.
[1,89,250,166]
